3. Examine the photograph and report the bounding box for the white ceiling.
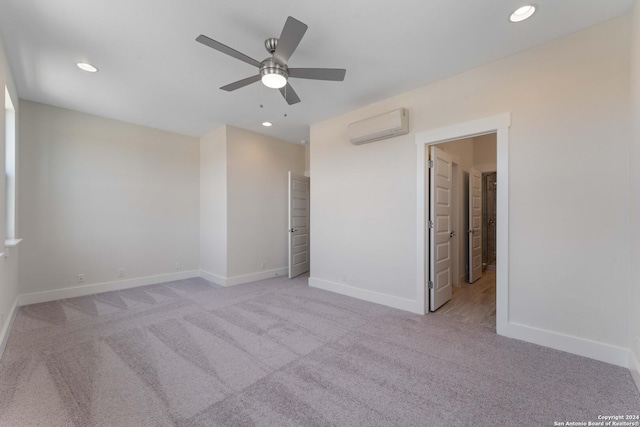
[0,0,634,143]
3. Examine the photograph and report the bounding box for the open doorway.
[415,113,510,335]
[426,134,497,327]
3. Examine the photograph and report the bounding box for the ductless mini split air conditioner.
[347,108,409,145]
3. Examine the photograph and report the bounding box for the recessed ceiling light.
[510,5,536,23]
[77,62,98,72]
[262,122,273,127]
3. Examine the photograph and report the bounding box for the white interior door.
[429,146,453,311]
[288,172,310,278]
[468,168,483,283]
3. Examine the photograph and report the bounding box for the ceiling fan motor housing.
[260,57,288,80]
[264,37,278,54]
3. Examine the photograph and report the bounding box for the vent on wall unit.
[347,108,409,145]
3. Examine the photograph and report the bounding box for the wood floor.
[434,269,496,329]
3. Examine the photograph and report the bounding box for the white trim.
[501,321,630,368]
[226,268,288,286]
[630,350,640,393]
[4,238,22,259]
[415,139,427,313]
[199,270,227,286]
[199,267,288,287]
[416,114,511,144]
[495,125,510,335]
[308,277,423,314]
[19,270,200,306]
[4,238,22,247]
[415,113,511,329]
[0,296,19,360]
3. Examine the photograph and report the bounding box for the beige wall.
[0,32,20,353]
[227,126,305,278]
[199,125,305,283]
[18,104,304,296]
[19,101,200,295]
[305,144,310,176]
[310,16,631,361]
[199,126,227,278]
[629,0,640,387]
[473,134,497,172]
[439,138,475,171]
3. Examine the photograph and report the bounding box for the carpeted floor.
[0,274,638,426]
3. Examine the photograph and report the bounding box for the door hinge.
[428,220,434,229]
[428,281,434,289]
[427,160,434,168]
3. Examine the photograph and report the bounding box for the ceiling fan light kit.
[260,58,288,89]
[261,72,287,89]
[196,16,346,105]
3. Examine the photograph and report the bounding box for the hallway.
[434,270,496,329]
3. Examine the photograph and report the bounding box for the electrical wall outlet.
[77,274,85,283]
[261,261,266,270]
[175,261,182,270]
[118,268,125,278]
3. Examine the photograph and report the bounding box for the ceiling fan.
[196,16,346,105]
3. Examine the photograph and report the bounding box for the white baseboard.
[500,321,630,368]
[200,267,288,287]
[199,270,227,286]
[630,350,640,393]
[19,270,200,306]
[226,268,288,286]
[0,296,19,361]
[308,277,423,314]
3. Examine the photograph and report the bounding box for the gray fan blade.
[279,83,301,105]
[274,17,308,65]
[196,35,261,68]
[288,68,346,81]
[220,75,261,91]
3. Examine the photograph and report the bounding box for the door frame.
[415,113,510,335]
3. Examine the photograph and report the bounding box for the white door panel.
[468,168,483,283]
[429,146,453,311]
[288,172,310,278]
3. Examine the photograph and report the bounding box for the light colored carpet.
[0,274,638,426]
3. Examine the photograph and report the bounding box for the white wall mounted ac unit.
[347,108,409,145]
